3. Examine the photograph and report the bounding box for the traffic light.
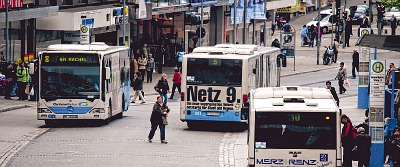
[342,11,348,20]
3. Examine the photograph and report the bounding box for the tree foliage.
[382,0,400,10]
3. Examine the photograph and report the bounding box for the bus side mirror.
[105,67,111,80]
[29,63,35,75]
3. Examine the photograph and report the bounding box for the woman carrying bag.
[148,96,170,144]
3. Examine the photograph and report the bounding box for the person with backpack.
[309,24,316,47]
[354,127,371,167]
[341,114,356,167]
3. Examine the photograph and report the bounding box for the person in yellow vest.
[16,62,30,100]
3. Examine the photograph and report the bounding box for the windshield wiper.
[43,96,57,102]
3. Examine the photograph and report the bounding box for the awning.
[0,6,59,22]
[356,34,400,52]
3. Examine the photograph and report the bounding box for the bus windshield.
[186,58,242,86]
[255,112,336,149]
[40,54,100,100]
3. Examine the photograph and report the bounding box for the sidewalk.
[0,97,35,113]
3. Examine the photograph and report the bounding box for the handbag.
[25,84,30,95]
[162,116,168,125]
[154,82,160,93]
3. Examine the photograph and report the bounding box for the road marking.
[0,128,49,167]
[219,133,239,167]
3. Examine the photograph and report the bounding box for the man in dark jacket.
[341,114,355,167]
[390,14,398,35]
[326,81,339,106]
[390,134,400,167]
[352,49,360,79]
[3,63,15,100]
[131,72,145,104]
[355,127,371,167]
[345,17,353,47]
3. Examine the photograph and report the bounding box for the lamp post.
[233,0,237,44]
[316,0,320,65]
[200,0,203,46]
[122,0,126,46]
[242,0,247,44]
[5,0,9,61]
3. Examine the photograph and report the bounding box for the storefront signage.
[0,0,23,9]
[64,31,81,42]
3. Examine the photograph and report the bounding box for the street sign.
[369,60,385,144]
[359,28,371,37]
[82,18,94,28]
[80,25,90,44]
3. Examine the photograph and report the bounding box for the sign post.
[358,47,371,108]
[280,25,296,71]
[80,18,94,44]
[369,60,385,167]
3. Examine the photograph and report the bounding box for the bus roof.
[214,44,259,51]
[251,87,338,112]
[44,42,129,54]
[188,46,280,59]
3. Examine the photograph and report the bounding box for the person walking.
[131,72,145,104]
[138,53,147,81]
[354,127,372,167]
[315,23,323,46]
[300,25,309,47]
[309,24,316,47]
[341,114,355,167]
[359,13,370,37]
[157,45,166,74]
[335,62,348,94]
[345,17,353,47]
[148,96,170,144]
[352,49,360,79]
[282,22,292,32]
[3,62,15,100]
[390,14,398,35]
[176,47,185,72]
[326,81,339,107]
[156,73,170,105]
[169,67,181,99]
[389,134,400,167]
[16,62,29,100]
[333,39,339,63]
[146,54,155,83]
[271,21,276,36]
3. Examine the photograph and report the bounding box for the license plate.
[207,112,220,116]
[63,115,78,119]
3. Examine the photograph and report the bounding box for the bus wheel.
[116,99,124,119]
[104,102,112,125]
[187,121,197,129]
[45,120,56,127]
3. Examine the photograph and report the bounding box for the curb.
[0,105,32,113]
[282,65,338,77]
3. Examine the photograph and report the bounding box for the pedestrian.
[345,17,353,47]
[271,21,276,36]
[300,25,309,47]
[29,60,38,101]
[326,81,339,107]
[155,73,170,105]
[148,96,170,144]
[176,46,185,72]
[341,114,355,167]
[138,51,148,81]
[3,62,15,100]
[133,56,139,74]
[390,14,398,35]
[146,53,155,83]
[335,62,348,94]
[359,13,370,37]
[333,39,339,63]
[352,49,360,79]
[16,62,29,100]
[282,22,292,32]
[169,67,181,99]
[131,72,145,104]
[354,127,371,167]
[386,63,397,86]
[389,134,400,167]
[309,24,316,47]
[356,117,369,135]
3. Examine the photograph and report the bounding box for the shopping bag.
[29,87,34,96]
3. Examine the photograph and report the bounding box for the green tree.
[382,0,400,10]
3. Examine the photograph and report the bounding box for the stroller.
[323,46,335,65]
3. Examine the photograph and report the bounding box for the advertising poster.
[252,0,265,19]
[245,0,253,23]
[230,0,244,24]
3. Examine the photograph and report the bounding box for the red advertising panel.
[0,0,24,9]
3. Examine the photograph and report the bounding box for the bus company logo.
[320,154,328,162]
[256,159,284,165]
[187,86,237,103]
[53,102,77,106]
[67,106,74,113]
[78,102,89,106]
[372,62,384,73]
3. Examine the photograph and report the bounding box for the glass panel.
[187,58,242,86]
[255,112,336,149]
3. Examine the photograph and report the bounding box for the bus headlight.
[91,108,105,113]
[38,109,52,113]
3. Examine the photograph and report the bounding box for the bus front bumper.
[184,109,244,122]
[37,113,108,120]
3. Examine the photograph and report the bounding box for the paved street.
[1,1,400,166]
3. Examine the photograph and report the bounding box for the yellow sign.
[372,62,384,73]
[59,57,87,62]
[45,56,50,63]
[81,26,89,33]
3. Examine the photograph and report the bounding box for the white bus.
[34,43,131,126]
[180,45,281,127]
[248,87,341,167]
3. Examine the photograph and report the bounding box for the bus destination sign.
[43,54,99,64]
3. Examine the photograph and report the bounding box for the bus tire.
[116,98,124,119]
[187,121,197,129]
[45,120,56,127]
